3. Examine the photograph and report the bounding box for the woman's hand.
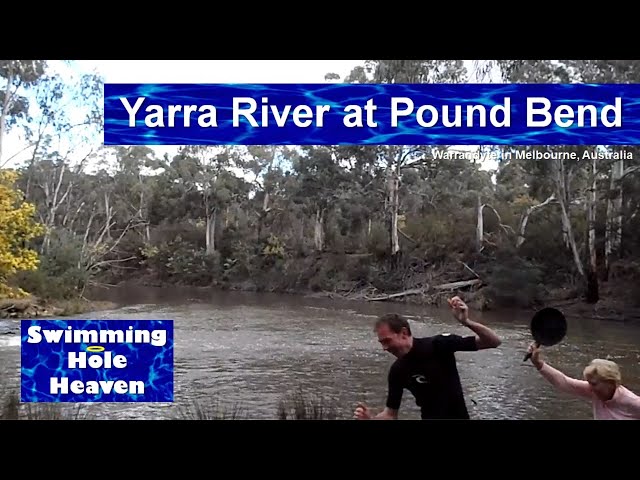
[527,342,544,370]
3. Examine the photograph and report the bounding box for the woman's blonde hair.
[583,359,621,385]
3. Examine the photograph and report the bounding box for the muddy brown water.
[2,286,640,420]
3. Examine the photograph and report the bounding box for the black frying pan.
[523,307,567,362]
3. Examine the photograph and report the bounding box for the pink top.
[539,362,640,420]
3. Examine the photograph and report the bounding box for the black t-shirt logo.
[412,374,428,384]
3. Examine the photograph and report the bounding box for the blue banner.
[21,319,174,403]
[103,83,638,146]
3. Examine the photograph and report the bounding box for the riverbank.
[0,296,118,319]
[104,274,640,324]
[8,261,637,322]
[92,248,634,322]
[304,284,640,323]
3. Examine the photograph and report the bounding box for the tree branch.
[516,194,557,248]
[483,204,515,235]
[622,165,640,179]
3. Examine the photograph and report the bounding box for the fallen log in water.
[365,278,482,302]
[432,279,482,291]
[365,287,426,302]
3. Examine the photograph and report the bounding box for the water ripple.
[2,293,640,420]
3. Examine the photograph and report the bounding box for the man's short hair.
[374,313,412,336]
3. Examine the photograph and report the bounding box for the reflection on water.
[2,286,640,420]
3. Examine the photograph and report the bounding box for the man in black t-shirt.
[354,296,502,420]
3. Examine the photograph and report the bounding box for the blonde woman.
[527,342,640,420]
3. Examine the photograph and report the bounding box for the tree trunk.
[388,172,400,256]
[0,68,15,165]
[476,195,484,253]
[103,191,112,240]
[314,208,324,252]
[138,171,150,243]
[586,154,599,303]
[604,158,624,279]
[554,158,585,278]
[257,190,271,243]
[40,164,72,254]
[558,196,584,278]
[206,208,217,254]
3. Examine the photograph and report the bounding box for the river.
[2,286,640,420]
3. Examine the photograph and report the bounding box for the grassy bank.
[0,388,339,420]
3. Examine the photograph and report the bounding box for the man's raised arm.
[448,296,501,350]
[464,318,502,350]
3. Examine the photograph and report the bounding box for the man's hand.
[353,402,372,420]
[448,296,470,325]
[354,403,398,420]
[447,295,501,350]
[527,342,544,370]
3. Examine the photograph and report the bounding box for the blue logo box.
[21,319,174,403]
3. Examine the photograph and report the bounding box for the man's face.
[376,324,410,357]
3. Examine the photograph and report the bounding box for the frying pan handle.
[523,342,540,362]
